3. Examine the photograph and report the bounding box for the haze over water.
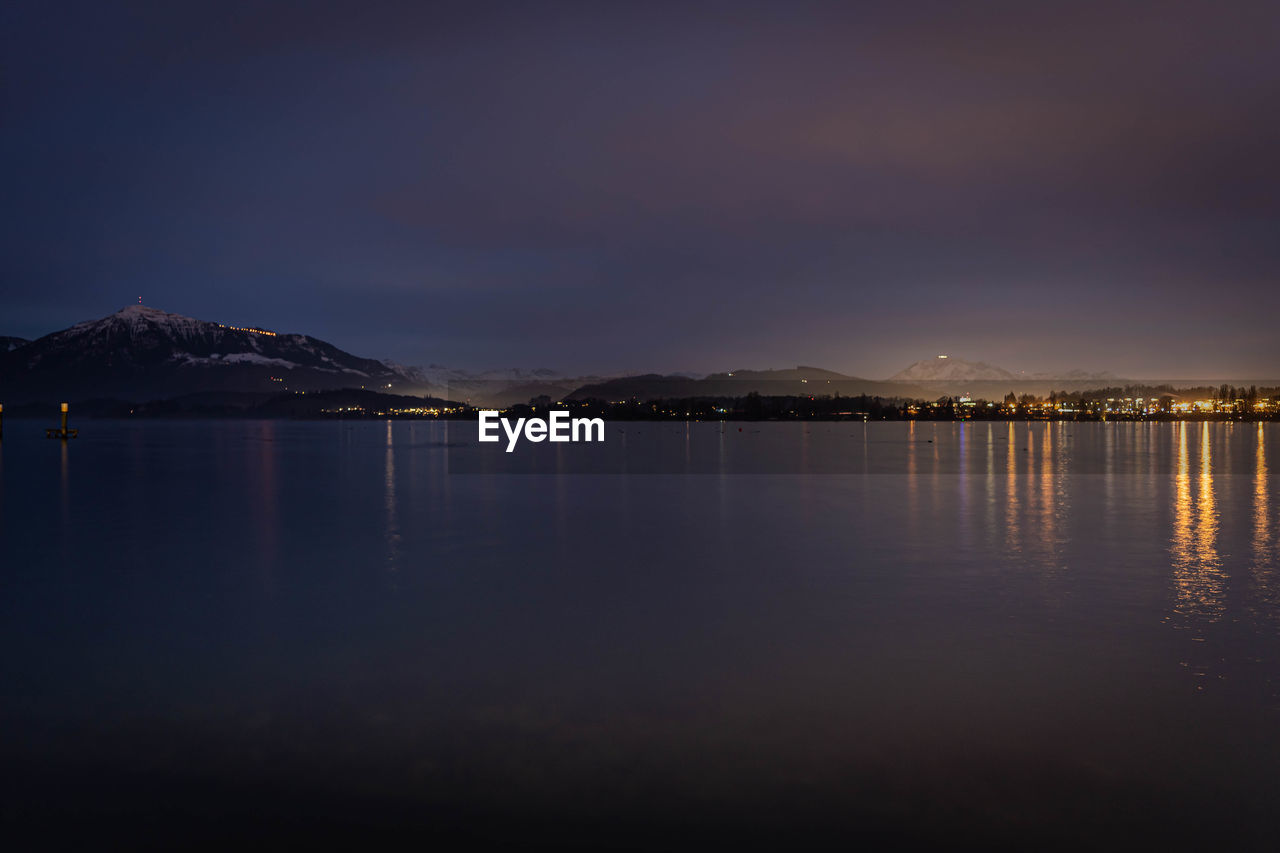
[2,420,1277,847]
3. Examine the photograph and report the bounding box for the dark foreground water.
[1,420,1278,849]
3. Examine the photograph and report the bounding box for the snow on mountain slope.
[0,305,404,401]
[890,356,1017,382]
[889,356,1127,384]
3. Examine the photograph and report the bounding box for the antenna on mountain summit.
[138,296,142,304]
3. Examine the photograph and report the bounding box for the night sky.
[3,1,1278,378]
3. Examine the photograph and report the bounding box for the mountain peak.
[1,305,409,402]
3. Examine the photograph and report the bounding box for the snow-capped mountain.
[890,356,1018,382]
[890,356,1121,383]
[0,305,411,402]
[0,336,28,352]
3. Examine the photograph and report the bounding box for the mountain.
[890,356,1017,382]
[880,357,1142,398]
[381,363,615,407]
[567,366,918,402]
[891,356,1126,384]
[1,336,28,352]
[567,361,1144,404]
[0,305,413,403]
[704,366,861,382]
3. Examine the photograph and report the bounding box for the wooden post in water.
[46,402,78,440]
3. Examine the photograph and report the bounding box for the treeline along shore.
[2,384,1279,423]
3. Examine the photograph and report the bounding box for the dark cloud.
[3,0,1278,377]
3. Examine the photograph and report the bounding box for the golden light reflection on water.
[1038,423,1055,550]
[1171,424,1192,570]
[1004,421,1019,554]
[1171,423,1225,624]
[907,420,918,541]
[1252,423,1275,623]
[1256,423,1271,560]
[984,424,996,548]
[1038,422,1072,588]
[1196,424,1219,567]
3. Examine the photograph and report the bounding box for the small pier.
[46,402,79,440]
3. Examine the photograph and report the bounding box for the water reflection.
[956,423,970,553]
[1252,423,1275,624]
[983,424,996,550]
[1038,424,1055,552]
[253,421,279,590]
[1196,424,1220,571]
[1171,423,1226,626]
[60,437,70,514]
[386,420,400,574]
[59,439,71,562]
[1255,423,1271,560]
[1172,424,1192,576]
[8,419,1280,844]
[906,420,919,542]
[1004,421,1019,555]
[1036,423,1072,590]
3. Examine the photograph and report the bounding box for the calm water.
[2,420,1278,848]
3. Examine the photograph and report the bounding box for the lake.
[1,419,1277,848]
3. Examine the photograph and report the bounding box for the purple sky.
[3,0,1279,378]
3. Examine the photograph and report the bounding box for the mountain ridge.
[890,356,1015,382]
[889,355,1120,383]
[1,309,1255,407]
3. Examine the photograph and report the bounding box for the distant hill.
[890,355,1122,384]
[1,336,28,352]
[0,388,460,419]
[567,366,921,402]
[389,364,609,407]
[565,360,1161,404]
[0,305,416,403]
[137,388,458,418]
[885,356,1134,396]
[705,366,862,382]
